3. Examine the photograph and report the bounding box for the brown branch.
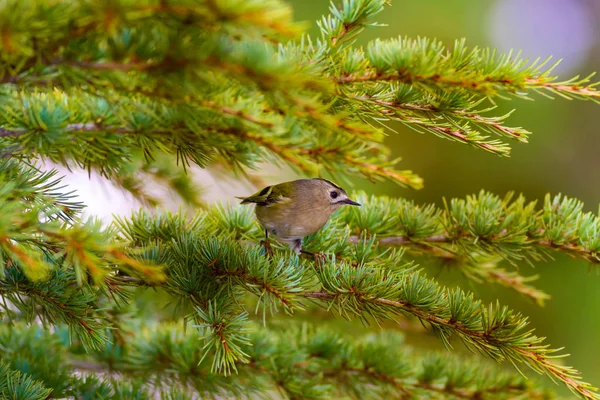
[217,128,311,171]
[350,233,550,303]
[214,322,231,355]
[337,367,544,400]
[335,119,379,138]
[330,20,361,48]
[365,105,506,154]
[111,86,276,128]
[338,71,600,102]
[201,101,274,128]
[330,24,349,47]
[347,99,507,154]
[485,269,550,306]
[302,290,597,400]
[217,126,420,187]
[525,79,600,99]
[24,286,95,334]
[513,347,596,400]
[417,381,546,400]
[336,70,517,92]
[352,95,526,140]
[212,266,293,309]
[342,156,423,187]
[348,234,447,246]
[348,233,600,263]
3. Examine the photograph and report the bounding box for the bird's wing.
[236,185,291,206]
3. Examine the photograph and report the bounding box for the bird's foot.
[300,250,327,266]
[260,238,274,258]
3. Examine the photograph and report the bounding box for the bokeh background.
[57,0,600,395]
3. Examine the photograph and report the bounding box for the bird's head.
[310,178,361,211]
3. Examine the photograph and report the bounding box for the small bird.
[237,178,361,255]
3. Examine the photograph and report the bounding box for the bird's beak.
[342,198,361,206]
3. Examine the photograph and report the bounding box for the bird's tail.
[235,196,255,204]
[237,186,272,205]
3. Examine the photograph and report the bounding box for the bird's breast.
[255,203,331,240]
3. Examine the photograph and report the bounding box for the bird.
[237,178,361,255]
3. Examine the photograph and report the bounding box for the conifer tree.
[1,0,600,399]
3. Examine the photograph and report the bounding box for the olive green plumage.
[237,178,360,253]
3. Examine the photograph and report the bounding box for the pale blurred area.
[48,162,297,223]
[52,0,600,394]
[46,165,231,222]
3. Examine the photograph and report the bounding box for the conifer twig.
[302,290,598,399]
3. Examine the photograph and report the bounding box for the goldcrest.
[237,178,360,253]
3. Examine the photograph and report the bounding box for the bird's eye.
[330,191,339,199]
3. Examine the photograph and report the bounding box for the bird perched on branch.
[237,178,360,256]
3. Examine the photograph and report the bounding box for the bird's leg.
[301,250,327,266]
[300,246,327,266]
[290,239,326,266]
[291,238,303,255]
[260,229,274,258]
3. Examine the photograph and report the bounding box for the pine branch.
[0,160,166,286]
[350,94,511,155]
[2,196,589,396]
[334,38,600,102]
[317,0,389,49]
[457,257,551,306]
[328,37,599,154]
[3,0,598,182]
[110,85,412,186]
[343,191,600,265]
[0,361,51,400]
[0,323,158,398]
[4,186,589,394]
[0,89,421,188]
[1,322,554,399]
[2,212,165,285]
[218,126,422,187]
[301,269,596,400]
[0,0,301,79]
[1,0,405,185]
[0,159,82,222]
[3,188,588,394]
[112,206,598,398]
[341,88,530,156]
[0,265,129,351]
[337,190,600,303]
[1,0,599,177]
[395,248,551,305]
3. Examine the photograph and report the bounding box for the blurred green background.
[285,0,600,394]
